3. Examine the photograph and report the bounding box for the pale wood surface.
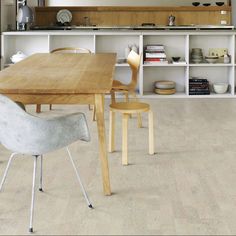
[95,94,111,195]
[0,53,116,196]
[108,111,115,153]
[110,102,150,114]
[35,6,231,26]
[0,53,116,95]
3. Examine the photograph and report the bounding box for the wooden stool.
[109,102,155,166]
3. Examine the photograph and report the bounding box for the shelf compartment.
[189,35,234,60]
[2,35,49,64]
[190,66,234,95]
[96,35,140,58]
[143,66,187,95]
[143,35,187,63]
[143,63,187,67]
[50,35,95,52]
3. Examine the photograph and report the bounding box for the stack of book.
[189,78,210,95]
[144,44,168,64]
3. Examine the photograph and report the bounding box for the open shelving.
[2,30,236,98]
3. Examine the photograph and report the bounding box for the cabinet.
[2,30,236,98]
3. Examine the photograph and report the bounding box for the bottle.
[124,45,131,58]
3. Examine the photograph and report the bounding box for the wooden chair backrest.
[51,47,91,54]
[127,50,141,91]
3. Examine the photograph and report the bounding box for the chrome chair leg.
[39,155,43,192]
[29,155,38,233]
[0,152,18,192]
[66,147,93,209]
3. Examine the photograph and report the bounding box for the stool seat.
[110,102,150,114]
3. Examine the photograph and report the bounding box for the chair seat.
[112,80,129,91]
[110,102,150,114]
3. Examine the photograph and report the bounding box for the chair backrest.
[51,47,91,54]
[0,94,90,155]
[127,50,141,91]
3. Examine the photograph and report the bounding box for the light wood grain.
[0,53,116,95]
[35,6,231,26]
[108,111,115,153]
[95,94,111,195]
[0,53,116,196]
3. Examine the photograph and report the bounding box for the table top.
[0,53,117,94]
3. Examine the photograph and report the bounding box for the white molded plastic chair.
[0,94,93,233]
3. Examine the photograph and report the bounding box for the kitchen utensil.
[10,51,27,63]
[56,9,72,24]
[213,83,228,94]
[168,15,176,26]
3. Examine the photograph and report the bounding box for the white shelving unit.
[2,30,236,98]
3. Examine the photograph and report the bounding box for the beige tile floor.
[1,99,236,235]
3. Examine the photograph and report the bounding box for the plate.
[57,9,72,24]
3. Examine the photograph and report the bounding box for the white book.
[144,60,169,64]
[145,53,167,58]
[145,45,165,50]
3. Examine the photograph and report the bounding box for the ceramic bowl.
[172,57,181,62]
[203,3,211,6]
[192,2,200,6]
[216,2,224,6]
[205,56,219,64]
[213,83,228,94]
[154,80,176,89]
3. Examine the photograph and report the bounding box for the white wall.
[46,0,227,6]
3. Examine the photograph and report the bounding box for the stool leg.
[122,114,129,166]
[109,111,116,152]
[36,104,41,113]
[148,110,155,155]
[132,92,142,128]
[111,90,116,104]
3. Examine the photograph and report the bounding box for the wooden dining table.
[0,53,117,196]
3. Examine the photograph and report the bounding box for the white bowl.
[213,83,228,94]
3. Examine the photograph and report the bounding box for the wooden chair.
[111,50,142,127]
[109,102,154,166]
[36,47,92,114]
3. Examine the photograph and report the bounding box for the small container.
[224,54,231,64]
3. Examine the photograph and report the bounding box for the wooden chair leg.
[111,90,116,104]
[148,110,154,155]
[49,104,52,110]
[122,113,129,166]
[109,111,115,153]
[92,106,96,121]
[132,92,142,128]
[36,104,41,113]
[88,104,93,110]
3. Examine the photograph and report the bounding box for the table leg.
[95,94,111,196]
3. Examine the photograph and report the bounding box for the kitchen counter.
[30,25,235,31]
